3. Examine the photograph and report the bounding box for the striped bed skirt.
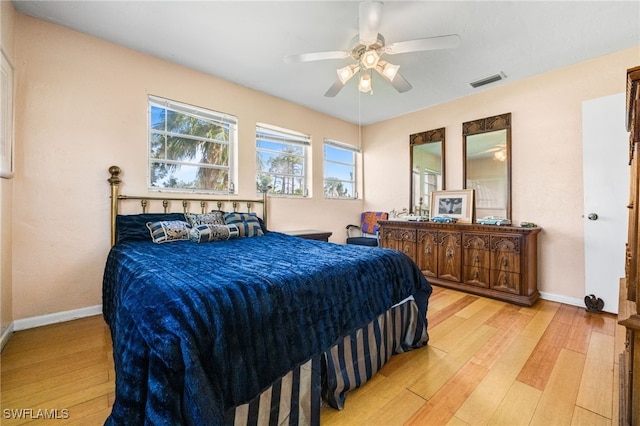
[226,297,428,425]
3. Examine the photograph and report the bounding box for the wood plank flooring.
[0,286,622,425]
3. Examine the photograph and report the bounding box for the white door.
[582,92,629,314]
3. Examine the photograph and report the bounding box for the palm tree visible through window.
[323,139,359,199]
[256,124,309,196]
[148,96,237,192]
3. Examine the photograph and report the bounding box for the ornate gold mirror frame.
[463,113,512,219]
[409,128,445,216]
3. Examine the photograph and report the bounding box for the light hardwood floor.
[1,286,623,425]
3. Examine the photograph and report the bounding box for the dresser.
[379,220,541,306]
[619,65,640,426]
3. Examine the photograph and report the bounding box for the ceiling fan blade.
[389,72,412,93]
[284,50,350,64]
[359,1,383,46]
[324,79,347,97]
[384,34,461,55]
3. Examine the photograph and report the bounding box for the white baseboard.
[539,292,586,310]
[0,322,14,352]
[12,305,103,332]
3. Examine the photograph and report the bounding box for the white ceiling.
[12,1,640,125]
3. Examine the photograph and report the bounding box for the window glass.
[324,140,359,199]
[148,96,237,193]
[256,124,309,197]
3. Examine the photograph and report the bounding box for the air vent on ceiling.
[469,72,506,88]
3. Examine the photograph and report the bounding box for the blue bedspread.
[103,232,431,425]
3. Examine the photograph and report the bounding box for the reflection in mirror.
[463,113,511,219]
[410,128,445,216]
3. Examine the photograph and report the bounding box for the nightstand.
[283,230,332,242]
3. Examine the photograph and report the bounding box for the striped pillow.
[184,211,225,227]
[190,224,240,243]
[146,221,191,243]
[224,213,264,237]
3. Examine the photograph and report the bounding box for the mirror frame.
[462,113,512,220]
[409,127,446,214]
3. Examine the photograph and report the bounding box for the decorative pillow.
[116,213,185,243]
[184,211,225,227]
[256,216,269,234]
[189,224,240,243]
[146,221,191,243]
[223,212,264,237]
[360,211,389,235]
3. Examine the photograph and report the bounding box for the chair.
[346,211,389,247]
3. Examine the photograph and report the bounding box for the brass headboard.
[108,165,268,246]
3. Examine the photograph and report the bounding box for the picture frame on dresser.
[431,189,475,223]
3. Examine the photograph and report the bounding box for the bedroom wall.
[11,14,363,321]
[362,46,640,305]
[0,0,16,343]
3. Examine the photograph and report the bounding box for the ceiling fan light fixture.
[380,61,399,81]
[361,49,380,69]
[358,72,372,93]
[287,1,461,97]
[337,64,359,84]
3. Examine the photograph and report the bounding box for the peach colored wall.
[1,0,16,339]
[12,15,363,320]
[363,46,640,302]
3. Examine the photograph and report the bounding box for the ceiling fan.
[284,1,461,97]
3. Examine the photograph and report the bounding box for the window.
[323,139,359,199]
[256,124,309,197]
[148,96,237,193]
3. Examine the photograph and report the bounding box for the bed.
[103,166,432,425]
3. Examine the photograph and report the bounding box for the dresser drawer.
[464,266,490,288]
[381,227,416,259]
[490,235,522,273]
[490,270,521,294]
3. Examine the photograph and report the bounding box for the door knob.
[587,213,598,221]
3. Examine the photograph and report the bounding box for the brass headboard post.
[108,166,122,247]
[261,187,268,229]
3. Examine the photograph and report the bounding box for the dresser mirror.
[463,113,511,219]
[410,128,445,216]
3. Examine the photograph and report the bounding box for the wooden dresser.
[619,65,640,426]
[379,220,540,306]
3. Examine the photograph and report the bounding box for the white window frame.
[0,49,14,179]
[148,95,237,194]
[323,139,360,199]
[256,123,309,197]
[413,167,440,215]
